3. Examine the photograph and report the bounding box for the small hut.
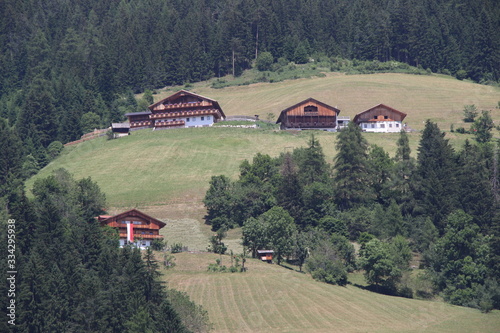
[111,123,130,137]
[257,250,274,263]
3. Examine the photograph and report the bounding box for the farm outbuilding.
[353,104,407,132]
[276,98,341,131]
[257,250,274,263]
[111,122,130,137]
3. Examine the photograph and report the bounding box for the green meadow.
[26,73,500,332]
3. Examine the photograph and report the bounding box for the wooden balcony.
[154,101,211,111]
[130,121,151,128]
[119,233,164,239]
[151,109,218,119]
[154,120,185,127]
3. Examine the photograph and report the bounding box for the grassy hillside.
[28,127,439,207]
[159,72,500,131]
[163,252,500,333]
[25,73,500,331]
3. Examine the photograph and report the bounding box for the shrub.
[46,141,64,161]
[151,238,166,251]
[163,253,176,269]
[463,104,478,122]
[256,51,274,71]
[456,69,467,80]
[171,243,184,253]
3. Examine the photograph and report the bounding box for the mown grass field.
[158,72,500,131]
[26,73,500,331]
[163,252,500,333]
[27,127,478,209]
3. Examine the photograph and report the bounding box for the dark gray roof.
[125,111,152,117]
[112,123,130,129]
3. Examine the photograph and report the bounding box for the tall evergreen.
[414,120,458,232]
[334,122,374,210]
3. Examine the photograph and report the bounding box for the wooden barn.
[276,98,341,131]
[97,209,166,248]
[353,104,407,133]
[125,90,225,130]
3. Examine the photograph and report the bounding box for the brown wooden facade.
[276,98,340,130]
[98,209,166,247]
[353,104,407,132]
[257,250,274,263]
[126,90,225,129]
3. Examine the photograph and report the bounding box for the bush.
[47,141,64,161]
[151,238,166,251]
[171,243,184,253]
[163,253,176,269]
[463,104,478,122]
[256,51,274,71]
[456,69,467,80]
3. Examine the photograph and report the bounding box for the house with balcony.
[125,90,226,130]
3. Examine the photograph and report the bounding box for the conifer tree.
[334,121,374,210]
[415,120,458,232]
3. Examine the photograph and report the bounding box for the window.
[363,123,367,128]
[186,118,190,122]
[380,124,385,128]
[384,116,388,119]
[201,116,205,121]
[373,116,377,119]
[389,123,392,128]
[304,105,318,113]
[133,221,142,225]
[371,124,375,128]
[122,220,130,224]
[396,123,400,127]
[207,116,211,120]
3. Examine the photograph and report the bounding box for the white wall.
[119,239,151,249]
[359,121,403,133]
[184,115,214,127]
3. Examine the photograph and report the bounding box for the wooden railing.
[154,101,210,111]
[119,233,164,239]
[130,121,151,128]
[154,120,185,127]
[151,109,218,119]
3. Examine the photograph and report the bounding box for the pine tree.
[415,120,458,232]
[334,121,374,210]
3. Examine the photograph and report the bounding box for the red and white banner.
[127,222,134,242]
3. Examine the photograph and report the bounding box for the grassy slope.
[160,72,500,131]
[26,73,500,331]
[164,252,500,333]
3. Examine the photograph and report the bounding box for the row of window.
[186,116,210,122]
[362,122,400,129]
[121,220,144,225]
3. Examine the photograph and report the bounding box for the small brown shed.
[257,250,274,263]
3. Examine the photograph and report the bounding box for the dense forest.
[1,0,499,170]
[0,166,203,332]
[204,122,500,311]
